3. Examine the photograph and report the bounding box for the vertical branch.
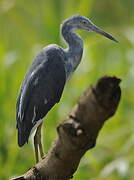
[11,76,121,180]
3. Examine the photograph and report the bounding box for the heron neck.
[61,25,83,72]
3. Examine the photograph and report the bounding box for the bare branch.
[11,76,121,180]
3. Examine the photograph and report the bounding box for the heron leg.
[37,122,44,159]
[34,130,39,163]
[34,122,44,163]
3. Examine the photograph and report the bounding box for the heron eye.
[83,21,87,25]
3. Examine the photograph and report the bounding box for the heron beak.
[89,24,118,42]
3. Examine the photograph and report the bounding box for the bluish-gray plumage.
[16,14,117,147]
[17,46,66,146]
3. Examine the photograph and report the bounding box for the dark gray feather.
[16,46,66,146]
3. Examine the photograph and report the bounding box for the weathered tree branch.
[11,76,121,180]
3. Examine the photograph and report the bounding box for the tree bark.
[11,76,121,180]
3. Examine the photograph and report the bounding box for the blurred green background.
[0,0,134,179]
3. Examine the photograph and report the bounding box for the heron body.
[16,15,117,162]
[17,45,66,146]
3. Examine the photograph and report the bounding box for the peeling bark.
[11,76,121,180]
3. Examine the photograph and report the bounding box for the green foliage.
[0,0,134,179]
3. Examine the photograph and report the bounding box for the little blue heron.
[16,14,118,162]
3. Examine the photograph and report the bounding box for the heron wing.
[16,51,66,146]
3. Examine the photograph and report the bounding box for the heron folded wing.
[16,53,66,146]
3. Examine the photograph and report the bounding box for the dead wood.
[11,76,121,180]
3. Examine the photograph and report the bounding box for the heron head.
[66,15,118,42]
